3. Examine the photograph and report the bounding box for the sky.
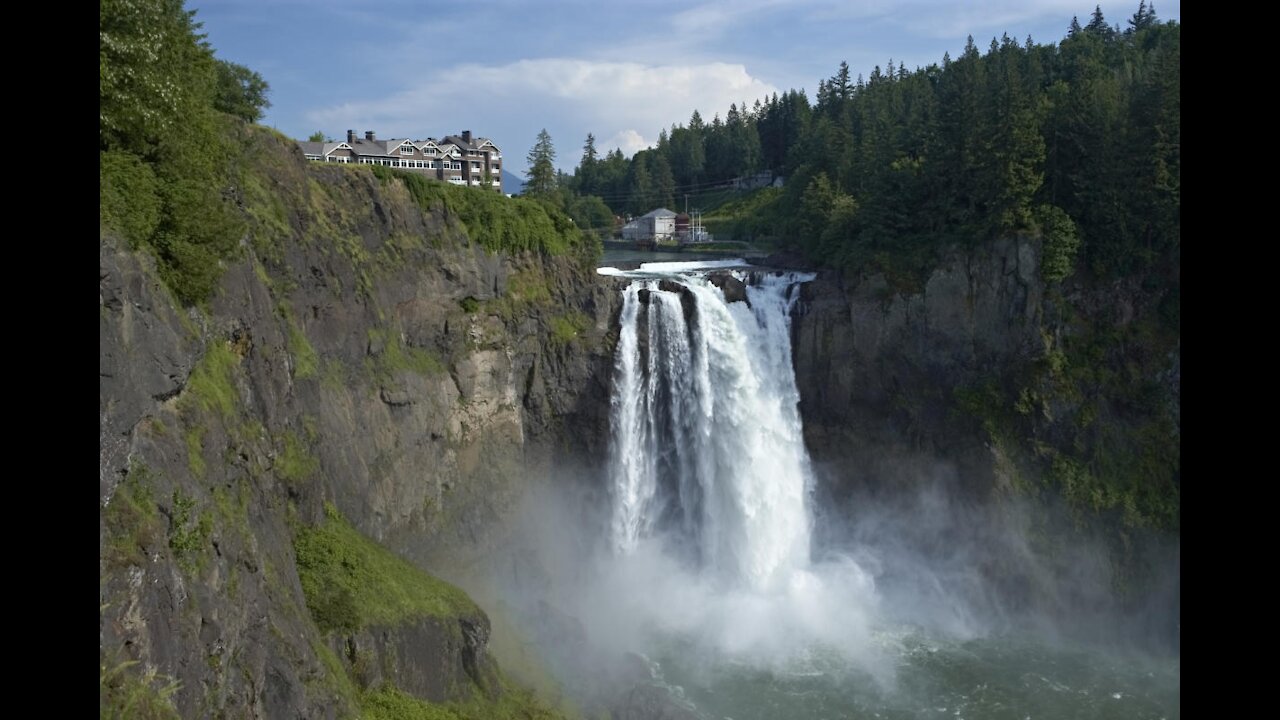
[191,0,1179,178]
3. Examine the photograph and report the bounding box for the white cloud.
[601,129,653,157]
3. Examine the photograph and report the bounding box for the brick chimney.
[462,130,472,144]
[347,129,355,143]
[365,130,376,141]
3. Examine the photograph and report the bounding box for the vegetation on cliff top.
[101,0,598,306]
[369,164,600,262]
[561,4,1176,291]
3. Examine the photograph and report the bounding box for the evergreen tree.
[832,61,853,103]
[625,156,654,215]
[651,153,676,210]
[1086,5,1114,38]
[1127,1,1157,34]
[669,124,705,187]
[688,109,705,133]
[525,128,557,197]
[577,133,599,195]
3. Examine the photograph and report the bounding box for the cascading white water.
[603,262,816,591]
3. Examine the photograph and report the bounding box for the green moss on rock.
[359,680,567,720]
[293,504,480,633]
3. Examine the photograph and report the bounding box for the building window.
[425,148,436,156]
[400,143,415,155]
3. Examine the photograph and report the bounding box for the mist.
[460,265,1179,718]
[472,462,1177,711]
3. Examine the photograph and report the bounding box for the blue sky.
[192,0,1179,176]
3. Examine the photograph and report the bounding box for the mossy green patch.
[366,328,446,382]
[548,312,590,346]
[182,340,241,423]
[360,684,459,720]
[480,270,554,322]
[276,429,319,486]
[212,480,252,545]
[100,656,181,720]
[281,305,319,380]
[185,426,207,478]
[359,680,567,720]
[310,637,361,714]
[320,358,352,392]
[293,504,480,633]
[242,166,292,261]
[952,308,1180,531]
[169,489,213,574]
[103,459,164,569]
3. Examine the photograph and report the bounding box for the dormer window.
[399,143,416,155]
[425,148,437,156]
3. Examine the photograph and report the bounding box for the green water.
[648,630,1179,720]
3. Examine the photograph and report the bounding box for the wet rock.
[708,271,749,304]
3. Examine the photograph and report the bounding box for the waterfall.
[603,262,816,591]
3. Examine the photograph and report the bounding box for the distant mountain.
[502,173,526,196]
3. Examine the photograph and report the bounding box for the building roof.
[297,134,500,161]
[298,141,362,156]
[442,135,500,153]
[343,138,416,157]
[641,208,678,218]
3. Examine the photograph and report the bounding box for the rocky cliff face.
[787,236,1180,639]
[99,129,621,717]
[791,237,1044,497]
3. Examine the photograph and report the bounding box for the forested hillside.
[568,3,1177,290]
